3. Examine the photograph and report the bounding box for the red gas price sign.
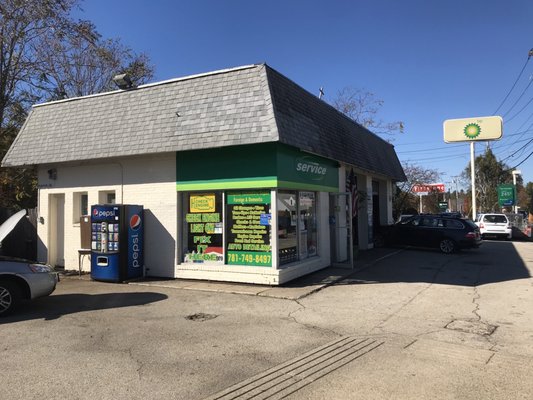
[412,183,445,193]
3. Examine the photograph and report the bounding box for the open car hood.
[0,209,26,243]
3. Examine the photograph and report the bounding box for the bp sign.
[443,116,503,143]
[498,184,515,207]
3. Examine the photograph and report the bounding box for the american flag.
[346,168,358,218]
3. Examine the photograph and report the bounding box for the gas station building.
[2,64,405,285]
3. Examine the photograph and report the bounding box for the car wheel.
[0,280,21,317]
[439,239,456,254]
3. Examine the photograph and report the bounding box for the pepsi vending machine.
[90,204,144,282]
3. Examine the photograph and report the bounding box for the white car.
[0,210,59,316]
[475,213,512,240]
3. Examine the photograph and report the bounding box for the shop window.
[299,192,317,259]
[278,191,318,265]
[182,192,224,264]
[277,191,298,265]
[225,192,272,267]
[99,191,116,204]
[73,192,88,224]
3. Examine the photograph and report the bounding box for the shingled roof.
[2,64,406,181]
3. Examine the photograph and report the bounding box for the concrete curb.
[127,249,404,301]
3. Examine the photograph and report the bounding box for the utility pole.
[452,176,460,212]
[512,170,521,213]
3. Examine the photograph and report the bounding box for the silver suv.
[475,213,512,240]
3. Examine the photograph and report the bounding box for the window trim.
[72,191,89,225]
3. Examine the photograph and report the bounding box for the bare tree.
[33,20,154,99]
[0,0,78,130]
[330,86,404,137]
[0,0,154,208]
[393,162,441,217]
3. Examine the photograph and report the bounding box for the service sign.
[443,116,503,143]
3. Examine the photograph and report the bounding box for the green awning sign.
[498,184,515,206]
[176,143,339,192]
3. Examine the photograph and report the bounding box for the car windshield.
[398,215,414,223]
[484,215,507,223]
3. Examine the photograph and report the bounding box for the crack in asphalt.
[470,264,498,346]
[287,299,343,338]
[286,252,505,367]
[127,346,144,380]
[471,264,486,322]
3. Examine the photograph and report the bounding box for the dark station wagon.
[376,214,482,253]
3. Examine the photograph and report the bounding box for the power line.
[492,50,532,115]
[397,145,469,155]
[401,153,468,163]
[511,148,533,169]
[501,135,533,162]
[504,93,533,123]
[492,127,533,153]
[514,109,533,131]
[502,75,533,117]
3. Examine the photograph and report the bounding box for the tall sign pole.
[444,116,503,219]
[470,142,476,219]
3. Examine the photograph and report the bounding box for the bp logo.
[130,214,142,231]
[464,123,481,139]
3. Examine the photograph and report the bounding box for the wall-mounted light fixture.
[112,73,135,90]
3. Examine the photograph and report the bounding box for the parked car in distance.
[0,210,59,316]
[475,213,512,240]
[396,214,415,223]
[376,214,482,254]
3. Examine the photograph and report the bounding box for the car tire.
[0,280,21,317]
[439,239,456,254]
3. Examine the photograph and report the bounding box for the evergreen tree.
[461,148,512,213]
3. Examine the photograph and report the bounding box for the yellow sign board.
[190,194,216,213]
[443,116,503,143]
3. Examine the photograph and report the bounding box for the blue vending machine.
[90,204,144,282]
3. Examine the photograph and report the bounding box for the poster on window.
[183,193,223,264]
[226,192,272,267]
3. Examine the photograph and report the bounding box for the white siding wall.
[37,154,177,277]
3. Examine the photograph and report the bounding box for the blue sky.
[74,0,533,188]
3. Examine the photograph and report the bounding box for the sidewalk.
[129,247,401,300]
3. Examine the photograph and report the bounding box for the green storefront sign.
[498,184,516,206]
[176,143,339,192]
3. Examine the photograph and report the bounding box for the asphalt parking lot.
[2,242,533,400]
